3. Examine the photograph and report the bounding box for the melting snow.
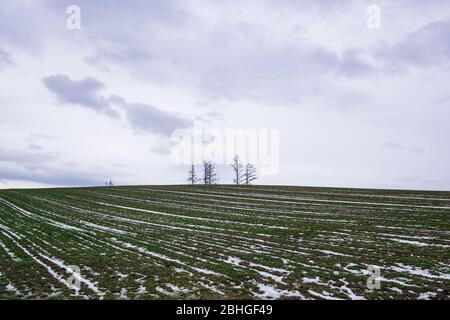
[391,263,450,280]
[254,283,305,300]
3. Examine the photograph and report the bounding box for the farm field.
[0,185,449,300]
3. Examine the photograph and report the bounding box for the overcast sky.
[0,0,449,190]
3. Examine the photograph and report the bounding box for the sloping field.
[0,185,448,300]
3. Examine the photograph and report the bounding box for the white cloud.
[0,0,449,190]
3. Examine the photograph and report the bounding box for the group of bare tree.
[105,180,114,187]
[187,156,257,185]
[231,155,257,185]
[188,161,218,185]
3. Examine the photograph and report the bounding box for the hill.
[0,185,449,299]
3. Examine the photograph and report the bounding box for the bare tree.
[231,155,244,185]
[187,164,198,185]
[209,162,218,184]
[244,164,258,185]
[202,161,210,185]
[203,161,218,185]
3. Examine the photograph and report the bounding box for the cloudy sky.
[0,0,449,190]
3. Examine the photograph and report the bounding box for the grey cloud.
[43,74,119,118]
[86,47,154,69]
[26,134,59,145]
[0,148,59,166]
[383,142,402,150]
[84,23,374,106]
[337,50,374,77]
[263,0,354,12]
[193,111,226,124]
[28,143,43,151]
[43,75,191,137]
[29,134,59,140]
[0,47,12,69]
[49,0,188,45]
[0,148,110,187]
[111,97,190,136]
[13,0,371,108]
[312,48,374,78]
[0,0,187,58]
[28,1,367,106]
[127,103,189,136]
[379,19,450,70]
[383,143,425,155]
[434,95,450,105]
[150,145,171,156]
[0,167,107,187]
[191,44,374,105]
[25,135,55,153]
[204,111,226,122]
[0,2,42,51]
[410,146,424,155]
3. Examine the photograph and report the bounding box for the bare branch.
[187,164,199,185]
[231,155,244,185]
[244,163,258,185]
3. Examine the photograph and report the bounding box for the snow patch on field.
[418,292,438,300]
[6,282,22,295]
[80,221,129,235]
[308,290,342,300]
[112,238,222,277]
[390,238,449,248]
[339,279,365,300]
[248,262,290,284]
[117,288,128,299]
[302,276,321,284]
[390,287,403,294]
[390,239,430,247]
[319,250,351,257]
[224,256,241,266]
[391,264,450,280]
[342,263,370,276]
[254,283,305,300]
[157,284,189,296]
[39,254,104,296]
[116,272,128,280]
[137,285,147,295]
[199,281,225,296]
